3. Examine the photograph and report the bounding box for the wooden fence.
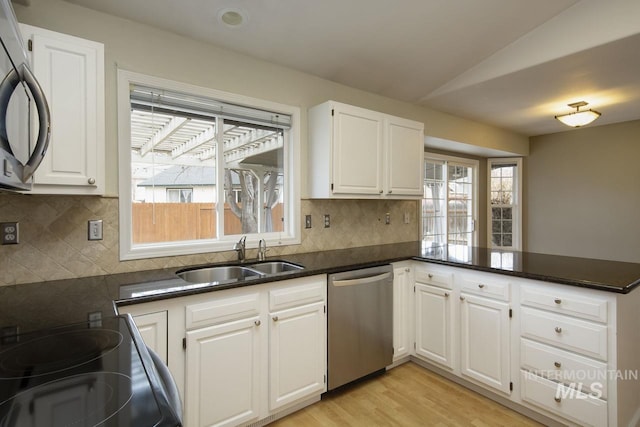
[132,203,283,244]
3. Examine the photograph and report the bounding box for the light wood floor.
[271,363,543,426]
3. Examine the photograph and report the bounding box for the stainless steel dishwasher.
[327,264,393,390]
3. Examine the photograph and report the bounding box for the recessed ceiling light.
[218,8,247,27]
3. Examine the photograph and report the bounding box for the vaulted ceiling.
[64,0,640,136]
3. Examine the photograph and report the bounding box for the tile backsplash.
[0,194,418,286]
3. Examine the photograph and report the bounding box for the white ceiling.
[63,0,640,137]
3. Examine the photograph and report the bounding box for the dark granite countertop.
[2,242,639,333]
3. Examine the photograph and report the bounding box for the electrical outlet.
[385,212,391,225]
[88,220,103,241]
[0,326,18,345]
[1,222,19,245]
[305,215,312,229]
[324,214,330,228]
[88,311,102,328]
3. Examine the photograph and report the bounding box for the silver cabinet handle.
[88,177,96,185]
[254,320,261,326]
[332,272,392,287]
[554,396,562,403]
[554,361,562,368]
[272,316,278,322]
[554,298,562,304]
[478,284,485,289]
[555,327,562,333]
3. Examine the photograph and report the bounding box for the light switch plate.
[88,220,103,240]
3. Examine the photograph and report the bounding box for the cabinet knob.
[388,190,392,194]
[428,273,433,279]
[459,296,465,301]
[554,298,562,304]
[555,327,562,333]
[272,316,279,322]
[379,190,383,194]
[554,361,562,368]
[405,268,410,273]
[478,284,485,289]
[254,320,261,326]
[444,292,449,298]
[554,396,562,403]
[88,177,96,185]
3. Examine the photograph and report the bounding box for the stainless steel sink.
[247,261,305,275]
[176,265,264,285]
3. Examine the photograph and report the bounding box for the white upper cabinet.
[308,100,424,199]
[385,116,425,196]
[20,24,105,195]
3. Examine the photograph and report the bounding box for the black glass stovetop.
[0,316,179,427]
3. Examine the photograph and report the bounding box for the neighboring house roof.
[138,165,216,187]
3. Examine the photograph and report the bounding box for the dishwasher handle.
[332,272,392,287]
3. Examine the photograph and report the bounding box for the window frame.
[117,69,301,260]
[487,157,523,251]
[422,152,479,248]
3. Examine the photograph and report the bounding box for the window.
[117,70,300,260]
[422,154,478,250]
[166,188,193,203]
[488,158,522,250]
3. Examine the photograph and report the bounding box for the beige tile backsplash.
[0,194,419,286]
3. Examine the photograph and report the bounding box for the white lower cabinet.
[405,261,640,427]
[412,266,511,395]
[414,283,454,369]
[186,315,262,427]
[269,301,326,411]
[392,263,413,362]
[119,275,327,427]
[459,293,511,393]
[131,310,168,364]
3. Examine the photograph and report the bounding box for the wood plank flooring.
[270,363,543,426]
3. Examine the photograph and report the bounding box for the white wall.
[14,0,529,198]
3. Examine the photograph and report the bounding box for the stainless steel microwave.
[0,0,50,191]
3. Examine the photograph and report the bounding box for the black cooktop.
[0,316,180,426]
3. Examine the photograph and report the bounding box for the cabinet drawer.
[269,279,325,311]
[521,338,608,399]
[186,291,261,330]
[520,284,608,323]
[414,268,453,289]
[521,307,608,361]
[520,371,607,427]
[458,273,509,301]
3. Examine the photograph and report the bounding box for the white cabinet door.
[269,301,326,411]
[460,293,511,394]
[392,265,412,361]
[185,316,262,427]
[415,283,454,369]
[331,105,383,195]
[21,24,104,195]
[385,116,424,196]
[131,311,168,364]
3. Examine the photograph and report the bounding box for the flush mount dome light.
[218,8,247,27]
[555,101,601,127]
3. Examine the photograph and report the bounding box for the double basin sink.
[176,261,304,286]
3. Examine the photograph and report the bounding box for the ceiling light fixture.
[218,8,247,27]
[554,101,601,127]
